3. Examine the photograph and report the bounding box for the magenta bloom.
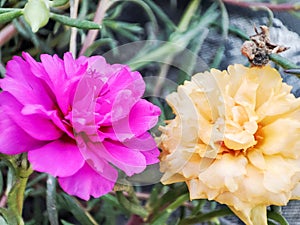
[0,52,161,200]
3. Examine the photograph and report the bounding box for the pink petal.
[58,162,117,200]
[75,134,106,173]
[0,108,43,154]
[40,54,85,115]
[101,141,147,176]
[28,140,85,177]
[106,68,145,100]
[0,92,63,141]
[122,132,158,151]
[129,99,161,135]
[140,148,160,165]
[71,74,105,136]
[86,55,116,81]
[123,133,160,164]
[105,99,160,141]
[0,55,54,108]
[22,104,74,139]
[40,54,66,87]
[96,68,146,125]
[63,52,87,79]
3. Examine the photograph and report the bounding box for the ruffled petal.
[0,92,63,141]
[28,140,85,177]
[0,54,54,108]
[58,162,117,200]
[101,141,147,176]
[0,108,43,154]
[22,104,74,138]
[129,99,161,135]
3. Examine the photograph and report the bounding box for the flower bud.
[23,0,50,32]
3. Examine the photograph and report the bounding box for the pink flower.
[0,52,161,200]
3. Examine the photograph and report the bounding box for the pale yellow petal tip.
[159,64,300,223]
[229,205,267,225]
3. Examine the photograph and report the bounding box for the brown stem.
[222,0,300,11]
[79,0,113,56]
[0,23,17,47]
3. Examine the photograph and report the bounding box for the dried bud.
[23,0,50,33]
[241,26,289,67]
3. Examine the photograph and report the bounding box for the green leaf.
[116,191,149,218]
[0,9,23,24]
[84,38,116,57]
[148,183,188,221]
[103,20,143,33]
[57,193,97,225]
[60,219,75,225]
[0,0,7,7]
[150,193,189,225]
[0,215,8,225]
[121,0,158,30]
[100,194,120,207]
[228,24,250,40]
[146,183,164,210]
[50,13,101,30]
[267,210,289,225]
[127,3,219,70]
[210,44,225,69]
[178,207,233,225]
[143,0,176,32]
[218,0,229,39]
[0,208,20,225]
[178,27,209,83]
[177,0,200,32]
[46,175,58,225]
[51,0,69,7]
[0,8,21,13]
[269,53,300,70]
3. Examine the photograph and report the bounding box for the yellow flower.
[159,64,300,225]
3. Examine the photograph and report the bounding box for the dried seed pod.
[241,26,289,67]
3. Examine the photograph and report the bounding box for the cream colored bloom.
[159,64,300,225]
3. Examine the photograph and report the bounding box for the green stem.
[16,166,33,215]
[178,0,201,32]
[7,154,33,223]
[269,53,300,70]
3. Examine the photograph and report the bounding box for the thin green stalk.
[178,0,201,32]
[16,165,33,216]
[7,155,33,224]
[46,175,59,225]
[269,54,300,70]
[150,193,190,225]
